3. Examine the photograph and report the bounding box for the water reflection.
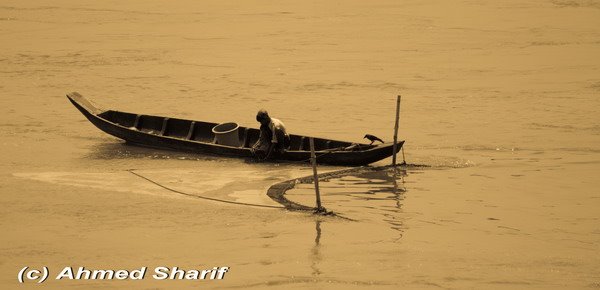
[83,141,305,167]
[311,220,322,277]
[85,142,220,161]
[387,168,406,238]
[289,167,409,236]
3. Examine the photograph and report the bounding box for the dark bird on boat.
[364,134,384,145]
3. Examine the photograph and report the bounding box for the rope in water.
[126,169,284,209]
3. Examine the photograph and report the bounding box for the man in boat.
[251,109,290,159]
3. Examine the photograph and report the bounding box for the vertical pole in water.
[309,137,322,211]
[392,95,401,166]
[401,146,406,165]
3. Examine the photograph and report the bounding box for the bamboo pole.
[309,137,322,210]
[401,146,406,165]
[392,95,401,166]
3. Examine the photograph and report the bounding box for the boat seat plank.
[138,115,164,134]
[161,118,191,138]
[288,135,303,151]
[192,122,217,142]
[160,118,169,135]
[186,121,196,140]
[238,127,248,148]
[133,114,141,129]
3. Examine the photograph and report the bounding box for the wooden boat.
[67,92,404,166]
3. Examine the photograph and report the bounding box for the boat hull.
[67,92,404,166]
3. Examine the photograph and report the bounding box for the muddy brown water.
[1,1,599,289]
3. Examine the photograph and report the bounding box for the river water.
[1,0,599,289]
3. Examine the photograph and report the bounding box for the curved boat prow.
[67,92,104,115]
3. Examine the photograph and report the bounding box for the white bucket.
[212,122,240,147]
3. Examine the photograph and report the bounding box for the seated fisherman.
[251,109,290,158]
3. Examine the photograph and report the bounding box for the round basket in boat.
[212,122,240,147]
